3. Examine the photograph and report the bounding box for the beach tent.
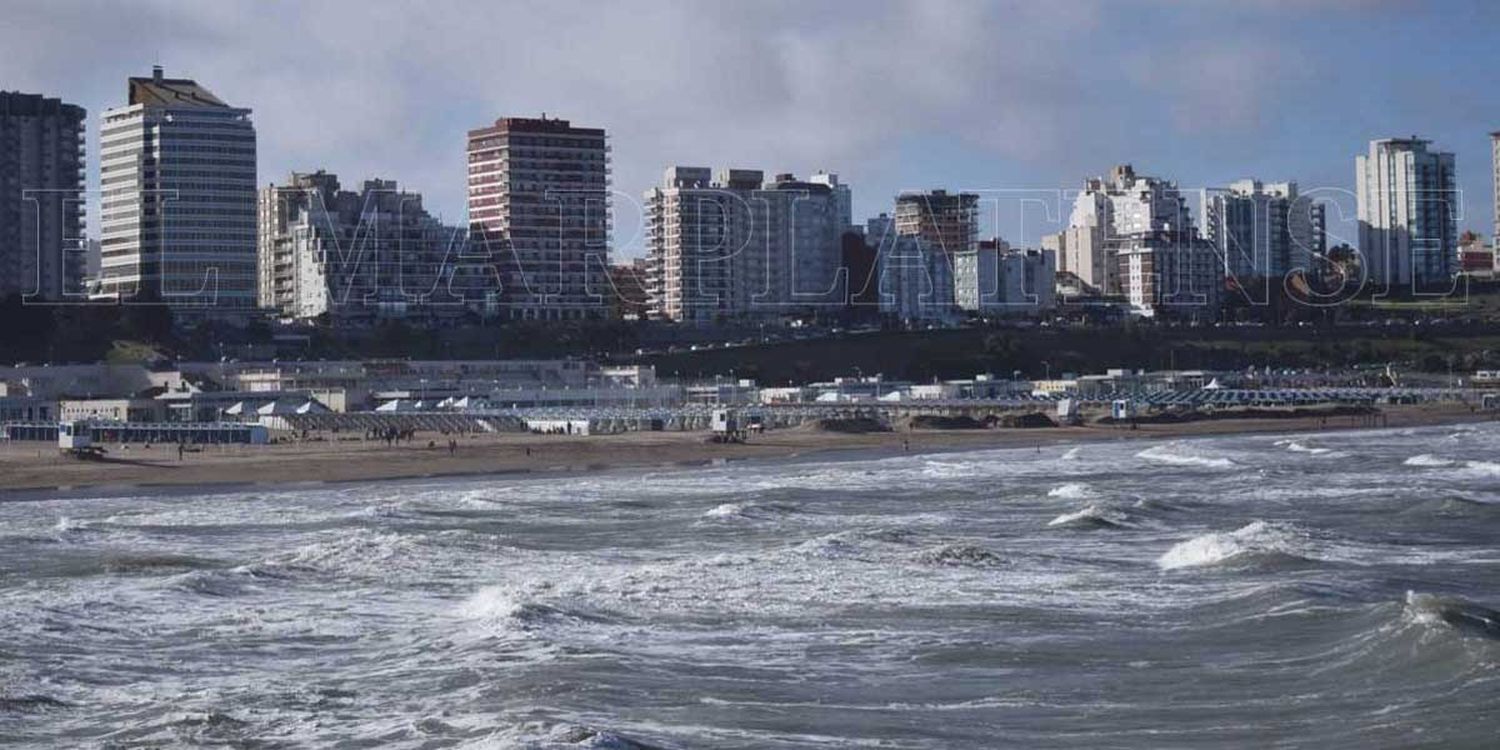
[257,399,329,416]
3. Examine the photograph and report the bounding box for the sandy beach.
[0,404,1490,496]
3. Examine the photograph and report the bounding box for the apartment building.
[644,167,845,322]
[466,116,610,320]
[1356,137,1457,288]
[258,171,483,325]
[0,91,86,300]
[96,67,257,314]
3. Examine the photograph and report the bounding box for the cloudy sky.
[5,0,1499,255]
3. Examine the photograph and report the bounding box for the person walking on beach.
[448,439,457,456]
[177,442,184,461]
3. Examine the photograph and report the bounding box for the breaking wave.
[1463,460,1500,476]
[702,501,796,521]
[1404,591,1500,641]
[1275,439,1334,456]
[1047,482,1097,500]
[458,586,594,638]
[912,543,1007,567]
[792,528,915,559]
[1405,454,1458,468]
[1136,444,1236,469]
[481,722,669,749]
[1158,521,1311,570]
[1048,504,1133,530]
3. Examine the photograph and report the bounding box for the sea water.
[2,424,1499,747]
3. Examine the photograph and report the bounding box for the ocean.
[2,423,1499,748]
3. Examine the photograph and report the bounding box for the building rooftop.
[468,115,605,138]
[128,66,231,108]
[0,91,85,119]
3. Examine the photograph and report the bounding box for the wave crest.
[1405,591,1500,640]
[912,543,1007,567]
[1405,454,1457,468]
[1047,482,1096,500]
[1048,504,1133,530]
[1158,521,1309,570]
[1137,444,1236,469]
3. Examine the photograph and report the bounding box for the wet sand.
[0,404,1490,496]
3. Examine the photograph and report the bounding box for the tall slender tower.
[97,67,257,313]
[466,116,610,320]
[0,91,86,300]
[1490,131,1500,252]
[1355,137,1456,288]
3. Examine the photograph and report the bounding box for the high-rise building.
[894,190,978,256]
[97,67,257,313]
[1490,131,1500,251]
[809,171,853,231]
[1201,180,1326,283]
[1356,137,1457,288]
[258,171,482,325]
[869,213,955,323]
[953,237,1056,315]
[0,91,86,300]
[1050,164,1220,317]
[644,167,845,322]
[466,116,610,320]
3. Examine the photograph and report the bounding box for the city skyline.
[5,1,1500,255]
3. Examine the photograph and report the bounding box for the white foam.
[1047,482,1096,500]
[704,502,747,519]
[922,460,978,479]
[1283,441,1332,455]
[1157,520,1298,570]
[1463,460,1500,476]
[458,585,528,622]
[792,531,864,559]
[1405,454,1457,468]
[1136,444,1236,469]
[1048,504,1130,528]
[53,515,86,533]
[1060,446,1082,461]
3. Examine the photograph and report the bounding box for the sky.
[4,0,1499,257]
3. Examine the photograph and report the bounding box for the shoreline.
[0,404,1491,499]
